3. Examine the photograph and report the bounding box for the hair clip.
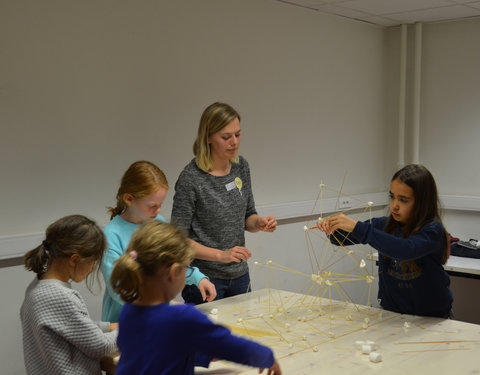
[129,250,138,260]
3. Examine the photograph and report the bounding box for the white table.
[371,253,480,277]
[195,289,480,375]
[444,255,480,276]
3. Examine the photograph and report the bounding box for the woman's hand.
[219,246,252,263]
[310,214,357,234]
[198,278,217,302]
[259,360,281,375]
[109,323,119,331]
[256,216,277,232]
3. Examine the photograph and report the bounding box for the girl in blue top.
[101,161,216,322]
[111,221,281,375]
[311,164,453,317]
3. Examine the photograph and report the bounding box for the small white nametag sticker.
[225,181,236,191]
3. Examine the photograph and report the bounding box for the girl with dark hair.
[311,164,453,317]
[21,215,118,374]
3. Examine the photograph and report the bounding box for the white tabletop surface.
[370,253,480,276]
[444,255,480,275]
[195,289,480,375]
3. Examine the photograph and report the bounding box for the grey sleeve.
[95,321,111,333]
[57,293,118,358]
[243,159,258,219]
[171,170,196,235]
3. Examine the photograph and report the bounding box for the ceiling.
[276,0,480,26]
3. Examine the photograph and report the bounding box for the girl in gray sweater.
[20,215,118,375]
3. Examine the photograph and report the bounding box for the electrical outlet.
[339,199,351,209]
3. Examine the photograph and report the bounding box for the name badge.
[225,181,236,191]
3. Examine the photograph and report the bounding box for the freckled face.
[389,178,415,224]
[127,187,168,223]
[208,118,241,162]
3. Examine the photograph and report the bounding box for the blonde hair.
[193,102,241,172]
[111,221,194,303]
[24,215,106,291]
[108,161,169,220]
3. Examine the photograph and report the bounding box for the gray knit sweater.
[20,278,118,375]
[171,156,258,279]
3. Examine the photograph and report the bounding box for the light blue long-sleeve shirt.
[101,214,207,322]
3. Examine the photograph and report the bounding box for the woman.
[171,102,277,304]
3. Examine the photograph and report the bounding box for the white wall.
[419,19,480,241]
[420,19,480,198]
[0,0,389,238]
[419,19,480,323]
[0,1,390,373]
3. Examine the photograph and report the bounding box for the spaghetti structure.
[210,182,385,353]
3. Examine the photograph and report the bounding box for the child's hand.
[323,214,357,234]
[259,360,281,375]
[109,323,119,331]
[310,219,330,232]
[198,278,217,302]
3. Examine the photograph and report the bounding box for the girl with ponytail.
[20,215,118,375]
[102,161,216,322]
[111,221,281,375]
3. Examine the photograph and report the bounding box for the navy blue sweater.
[332,217,452,317]
[116,303,274,375]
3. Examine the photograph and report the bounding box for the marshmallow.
[355,340,365,349]
[369,352,382,363]
[210,308,218,315]
[361,344,373,354]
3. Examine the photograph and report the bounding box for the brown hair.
[384,164,449,264]
[193,102,240,172]
[24,215,106,290]
[108,161,169,220]
[110,221,194,303]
